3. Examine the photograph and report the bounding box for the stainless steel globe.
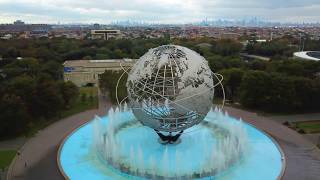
[127,45,214,132]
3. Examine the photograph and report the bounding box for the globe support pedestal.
[154,129,183,144]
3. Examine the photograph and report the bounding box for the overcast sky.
[0,0,319,24]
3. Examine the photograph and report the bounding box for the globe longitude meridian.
[127,45,214,132]
[58,45,284,180]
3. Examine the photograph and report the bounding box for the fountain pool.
[58,108,284,180]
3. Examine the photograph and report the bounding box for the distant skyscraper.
[93,23,100,29]
[13,20,25,25]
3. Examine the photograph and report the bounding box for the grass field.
[0,150,16,169]
[294,121,320,134]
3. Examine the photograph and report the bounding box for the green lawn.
[294,121,320,134]
[26,87,99,137]
[0,150,16,169]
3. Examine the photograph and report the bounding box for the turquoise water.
[60,111,283,180]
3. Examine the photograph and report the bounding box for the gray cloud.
[0,0,319,23]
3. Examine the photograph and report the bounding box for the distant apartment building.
[91,29,122,40]
[0,20,51,33]
[0,34,13,40]
[63,59,136,87]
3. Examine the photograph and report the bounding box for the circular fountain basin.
[59,110,284,180]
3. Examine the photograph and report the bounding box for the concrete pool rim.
[57,114,286,180]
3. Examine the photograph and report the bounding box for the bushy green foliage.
[0,58,79,139]
[99,70,128,104]
[239,70,320,112]
[0,150,16,169]
[304,39,320,51]
[219,68,245,101]
[92,37,320,113]
[1,37,320,139]
[211,39,243,56]
[246,39,297,58]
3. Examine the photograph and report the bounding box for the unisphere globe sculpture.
[59,45,284,180]
[127,45,215,134]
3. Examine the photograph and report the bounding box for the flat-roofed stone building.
[63,59,136,87]
[91,29,122,40]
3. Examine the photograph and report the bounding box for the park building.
[63,59,136,87]
[90,29,122,40]
[294,51,320,61]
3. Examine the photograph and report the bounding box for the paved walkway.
[302,134,320,146]
[269,113,320,123]
[268,112,320,151]
[0,137,26,150]
[225,107,320,180]
[6,102,320,180]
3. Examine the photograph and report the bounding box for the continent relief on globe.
[127,45,215,132]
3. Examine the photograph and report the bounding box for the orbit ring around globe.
[115,45,226,134]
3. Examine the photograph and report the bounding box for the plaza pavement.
[0,137,27,150]
[269,113,320,123]
[225,107,320,180]
[269,112,320,147]
[4,100,320,180]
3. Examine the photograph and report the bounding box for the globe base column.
[154,129,183,144]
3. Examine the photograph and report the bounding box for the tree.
[219,68,245,102]
[240,71,298,112]
[0,94,29,138]
[267,60,304,77]
[207,55,245,72]
[99,70,128,104]
[59,81,79,108]
[2,58,40,79]
[211,39,243,56]
[291,77,315,109]
[41,60,63,80]
[245,39,297,58]
[248,60,267,70]
[239,71,272,108]
[31,77,64,118]
[3,47,20,58]
[5,75,37,115]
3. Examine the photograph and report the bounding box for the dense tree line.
[1,37,320,139]
[218,59,320,112]
[99,70,128,104]
[239,71,320,111]
[303,39,320,51]
[0,38,172,62]
[0,58,78,139]
[93,37,320,113]
[246,39,297,58]
[246,38,320,58]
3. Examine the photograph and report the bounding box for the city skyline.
[0,0,320,24]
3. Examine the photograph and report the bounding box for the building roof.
[294,51,320,61]
[63,59,137,69]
